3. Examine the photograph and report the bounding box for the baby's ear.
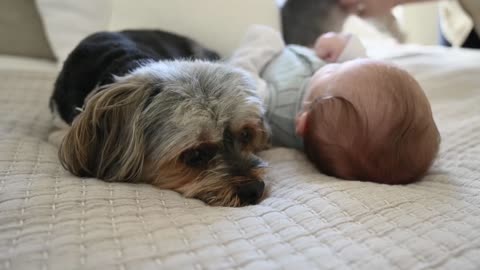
[295,111,309,137]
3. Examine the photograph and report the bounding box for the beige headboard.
[109,0,281,57]
[34,0,280,62]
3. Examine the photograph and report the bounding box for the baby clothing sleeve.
[261,45,326,150]
[228,25,285,100]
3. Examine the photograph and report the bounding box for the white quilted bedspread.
[1,46,480,270]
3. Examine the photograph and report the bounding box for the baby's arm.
[229,25,285,100]
[229,25,285,76]
[314,33,367,62]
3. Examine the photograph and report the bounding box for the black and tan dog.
[50,30,271,207]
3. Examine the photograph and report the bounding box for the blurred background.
[0,0,467,63]
[344,2,440,45]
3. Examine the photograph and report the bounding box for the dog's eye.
[240,128,253,145]
[181,145,216,168]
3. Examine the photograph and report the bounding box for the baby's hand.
[314,32,350,62]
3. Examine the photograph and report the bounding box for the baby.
[230,25,440,184]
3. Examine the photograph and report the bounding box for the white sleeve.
[229,25,285,76]
[336,34,368,63]
[228,25,285,101]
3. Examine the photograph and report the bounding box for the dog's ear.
[59,79,150,182]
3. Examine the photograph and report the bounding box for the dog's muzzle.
[237,181,265,205]
[223,128,267,205]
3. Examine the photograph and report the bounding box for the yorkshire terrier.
[50,30,271,207]
[281,0,405,47]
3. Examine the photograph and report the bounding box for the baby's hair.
[303,64,441,184]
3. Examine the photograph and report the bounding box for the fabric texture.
[1,45,480,270]
[228,25,286,101]
[261,45,324,149]
[0,0,55,60]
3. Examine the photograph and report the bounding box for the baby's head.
[296,59,440,184]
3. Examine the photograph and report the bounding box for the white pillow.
[35,0,112,63]
[108,0,280,57]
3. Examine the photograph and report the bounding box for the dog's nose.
[237,181,265,205]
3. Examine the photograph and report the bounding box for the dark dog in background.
[51,30,220,123]
[50,30,271,207]
[281,0,405,47]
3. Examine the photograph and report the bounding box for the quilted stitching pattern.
[1,47,480,270]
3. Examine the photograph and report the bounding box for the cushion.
[0,0,55,60]
[35,0,112,62]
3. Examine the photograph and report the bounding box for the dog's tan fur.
[59,60,271,207]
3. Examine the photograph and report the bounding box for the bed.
[1,41,480,270]
[2,0,480,269]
